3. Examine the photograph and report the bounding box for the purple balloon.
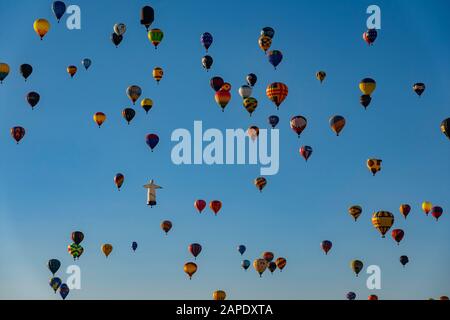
[200,32,213,51]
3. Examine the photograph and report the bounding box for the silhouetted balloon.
[20,64,33,81]
[132,241,138,252]
[431,206,443,221]
[210,76,224,92]
[391,229,404,245]
[261,27,275,39]
[122,108,136,124]
[363,29,377,45]
[145,133,159,151]
[346,292,356,300]
[161,220,173,235]
[202,55,213,71]
[49,277,62,293]
[189,243,202,259]
[268,115,279,128]
[413,83,425,97]
[400,255,409,267]
[81,58,91,70]
[441,118,450,140]
[52,1,66,22]
[242,259,250,271]
[246,73,257,87]
[140,6,154,31]
[360,95,372,109]
[59,284,70,300]
[321,240,332,255]
[399,204,411,219]
[10,126,25,144]
[350,260,363,277]
[48,259,61,276]
[238,245,246,255]
[71,231,84,245]
[200,32,213,52]
[111,33,123,47]
[26,92,40,110]
[267,50,283,69]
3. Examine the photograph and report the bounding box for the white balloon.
[238,85,252,99]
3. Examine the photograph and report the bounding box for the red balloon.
[399,204,411,219]
[209,200,222,215]
[431,206,443,221]
[391,229,404,245]
[194,200,206,213]
[321,240,332,255]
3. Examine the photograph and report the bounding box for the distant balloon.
[422,201,432,215]
[0,63,10,83]
[113,23,126,36]
[59,284,70,300]
[367,158,382,176]
[145,133,159,151]
[152,67,163,84]
[241,259,250,271]
[254,177,267,192]
[261,27,275,39]
[81,58,91,70]
[290,116,307,137]
[258,35,272,53]
[372,211,394,238]
[10,126,25,144]
[348,205,363,222]
[49,277,62,293]
[200,32,213,52]
[148,28,163,49]
[391,229,404,245]
[266,82,288,109]
[399,255,409,267]
[220,83,231,92]
[189,243,202,259]
[275,257,287,271]
[268,262,277,274]
[300,146,313,162]
[126,85,142,105]
[363,29,377,45]
[267,50,283,69]
[161,220,173,235]
[431,206,443,221]
[247,126,259,141]
[114,173,124,190]
[132,241,138,252]
[262,252,274,262]
[48,259,61,276]
[26,92,40,110]
[67,65,77,78]
[360,95,372,109]
[253,258,268,277]
[238,245,246,255]
[71,231,84,245]
[399,204,411,219]
[210,76,224,92]
[213,290,226,301]
[350,260,363,277]
[194,200,206,213]
[215,90,231,111]
[210,200,222,215]
[268,115,279,128]
[246,73,257,87]
[321,240,333,255]
[68,243,83,260]
[141,98,153,113]
[33,19,50,40]
[20,64,33,81]
[413,83,425,97]
[140,6,154,31]
[238,85,253,99]
[202,55,213,71]
[368,295,378,301]
[243,97,258,116]
[329,115,346,136]
[111,33,123,47]
[52,1,66,22]
[183,262,197,279]
[122,108,136,124]
[440,118,450,140]
[93,112,106,128]
[359,78,376,95]
[316,71,326,83]
[346,292,356,300]
[101,244,113,258]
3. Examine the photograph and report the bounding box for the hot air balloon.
[321,240,332,255]
[202,55,213,71]
[246,73,257,87]
[367,158,382,176]
[59,284,70,300]
[10,126,25,144]
[290,116,307,137]
[439,296,449,301]
[300,146,313,162]
[184,262,197,279]
[0,63,10,83]
[126,85,142,105]
[148,28,163,49]
[132,241,138,252]
[200,32,213,52]
[194,200,206,213]
[329,115,346,136]
[49,277,62,293]
[258,35,272,53]
[215,90,231,112]
[267,50,283,69]
[275,257,287,272]
[113,23,126,36]
[253,258,268,277]
[52,1,66,22]
[20,64,33,81]
[441,118,450,140]
[243,97,258,116]
[152,67,163,84]
[266,82,288,109]
[101,244,113,258]
[93,112,106,128]
[210,76,224,92]
[114,173,124,190]
[213,290,226,300]
[122,108,136,124]
[263,252,274,262]
[316,71,326,83]
[238,85,252,99]
[399,204,411,219]
[145,133,159,151]
[81,58,91,70]
[268,262,277,274]
[242,259,250,271]
[348,205,362,221]
[363,29,377,45]
[413,83,425,97]
[26,92,40,110]
[268,115,279,129]
[238,245,246,255]
[399,255,409,267]
[68,243,83,260]
[346,292,356,300]
[71,231,84,245]
[360,95,372,109]
[254,177,267,192]
[261,27,275,39]
[350,260,363,277]
[359,78,376,95]
[67,65,77,78]
[372,211,394,238]
[48,259,61,276]
[161,220,172,235]
[189,243,202,259]
[210,200,222,215]
[368,295,378,300]
[111,33,123,47]
[431,206,443,221]
[141,98,153,113]
[33,19,50,40]
[391,229,404,245]
[422,201,432,215]
[140,6,154,31]
[247,126,259,141]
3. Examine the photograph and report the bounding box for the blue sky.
[0,0,449,299]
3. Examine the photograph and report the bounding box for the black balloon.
[20,64,33,81]
[111,33,123,47]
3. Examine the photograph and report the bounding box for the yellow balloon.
[359,78,376,95]
[371,211,394,238]
[140,98,153,113]
[33,19,50,40]
[93,112,106,127]
[213,290,226,300]
[0,63,10,83]
[101,244,113,257]
[367,158,382,176]
[184,262,197,279]
[152,67,163,83]
[422,201,432,215]
[253,258,268,277]
[348,205,362,221]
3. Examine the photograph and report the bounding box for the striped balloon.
[371,211,394,238]
[266,82,288,109]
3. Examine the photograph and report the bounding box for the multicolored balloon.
[329,115,346,136]
[391,229,404,245]
[213,290,226,301]
[431,206,443,221]
[148,28,163,49]
[49,277,62,293]
[316,71,326,83]
[290,116,307,137]
[188,243,202,259]
[243,97,258,116]
[253,258,268,277]
[126,85,142,105]
[59,283,70,300]
[145,133,159,151]
[114,173,124,190]
[141,98,153,113]
[275,257,287,271]
[422,201,432,215]
[300,146,313,162]
[441,118,450,140]
[413,83,425,97]
[210,76,224,92]
[0,63,9,83]
[215,90,231,111]
[372,211,394,238]
[367,158,382,176]
[321,240,332,255]
[359,78,376,95]
[399,204,411,219]
[152,67,163,84]
[363,29,377,45]
[246,73,257,87]
[266,82,288,109]
[202,55,213,71]
[93,112,106,128]
[10,126,25,144]
[350,260,363,277]
[348,205,362,221]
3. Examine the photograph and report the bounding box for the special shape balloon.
[266,82,288,109]
[372,211,394,238]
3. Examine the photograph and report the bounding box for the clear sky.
[0,0,449,300]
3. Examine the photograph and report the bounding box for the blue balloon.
[132,241,138,252]
[268,50,283,69]
[237,245,246,255]
[49,277,62,293]
[145,134,159,151]
[346,292,356,300]
[59,284,70,300]
[200,32,213,52]
[268,115,279,128]
[82,58,91,70]
[52,1,66,22]
[241,259,250,270]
